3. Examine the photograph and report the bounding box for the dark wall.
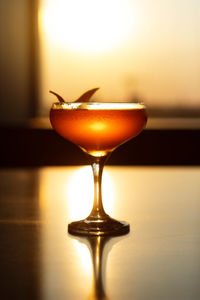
[0,0,38,125]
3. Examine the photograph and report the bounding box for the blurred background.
[0,0,200,125]
[0,0,200,165]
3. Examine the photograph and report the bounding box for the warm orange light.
[66,166,114,220]
[90,122,107,131]
[40,0,138,54]
[74,239,92,276]
[66,166,94,220]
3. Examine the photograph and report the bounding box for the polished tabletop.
[0,166,200,300]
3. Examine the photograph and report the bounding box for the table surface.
[0,166,200,300]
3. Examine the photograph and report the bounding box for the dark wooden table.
[0,166,200,300]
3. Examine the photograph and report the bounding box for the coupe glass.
[50,102,147,236]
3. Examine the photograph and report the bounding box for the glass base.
[68,216,130,236]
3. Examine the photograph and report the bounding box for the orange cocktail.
[50,99,147,236]
[50,102,147,157]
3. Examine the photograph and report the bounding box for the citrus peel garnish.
[49,90,65,102]
[75,87,99,102]
[49,87,99,103]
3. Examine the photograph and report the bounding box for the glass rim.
[51,102,146,110]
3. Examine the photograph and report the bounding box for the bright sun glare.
[40,0,137,54]
[66,166,114,221]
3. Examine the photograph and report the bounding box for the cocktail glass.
[50,101,147,236]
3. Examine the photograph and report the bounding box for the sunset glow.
[39,0,200,116]
[66,166,114,221]
[40,0,138,54]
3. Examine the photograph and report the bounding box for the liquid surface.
[50,103,147,156]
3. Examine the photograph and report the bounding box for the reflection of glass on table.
[71,235,128,300]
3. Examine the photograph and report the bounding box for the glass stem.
[88,156,109,220]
